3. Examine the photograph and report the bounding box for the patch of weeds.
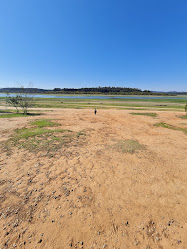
[155,122,187,133]
[177,115,187,119]
[155,122,172,129]
[0,113,26,118]
[51,135,62,141]
[17,136,68,152]
[111,139,145,153]
[0,109,16,113]
[12,128,72,152]
[125,108,148,110]
[31,119,61,128]
[3,126,85,154]
[76,131,85,138]
[13,128,70,140]
[130,112,157,118]
[0,113,42,118]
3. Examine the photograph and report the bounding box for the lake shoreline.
[0,93,187,100]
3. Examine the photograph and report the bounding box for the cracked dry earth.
[0,109,187,249]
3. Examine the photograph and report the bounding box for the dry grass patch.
[130,112,158,118]
[111,139,145,153]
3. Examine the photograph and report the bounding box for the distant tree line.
[52,87,144,94]
[0,88,48,93]
[1,87,186,95]
[50,87,175,95]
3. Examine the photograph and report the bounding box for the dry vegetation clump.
[111,139,145,153]
[130,112,158,118]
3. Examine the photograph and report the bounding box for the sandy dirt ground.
[0,109,187,249]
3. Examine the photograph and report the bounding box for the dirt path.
[0,109,187,248]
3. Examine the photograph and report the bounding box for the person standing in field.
[94,109,97,115]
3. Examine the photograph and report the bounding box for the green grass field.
[0,95,186,112]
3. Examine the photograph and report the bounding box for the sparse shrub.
[6,86,34,114]
[6,95,22,113]
[185,103,187,115]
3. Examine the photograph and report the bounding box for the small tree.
[6,86,34,114]
[18,87,34,114]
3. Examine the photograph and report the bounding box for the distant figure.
[94,109,97,115]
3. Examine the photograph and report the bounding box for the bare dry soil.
[0,109,187,249]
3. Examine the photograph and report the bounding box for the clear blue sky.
[0,0,187,91]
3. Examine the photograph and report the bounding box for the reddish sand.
[0,109,187,249]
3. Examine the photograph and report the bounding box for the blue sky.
[0,0,187,91]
